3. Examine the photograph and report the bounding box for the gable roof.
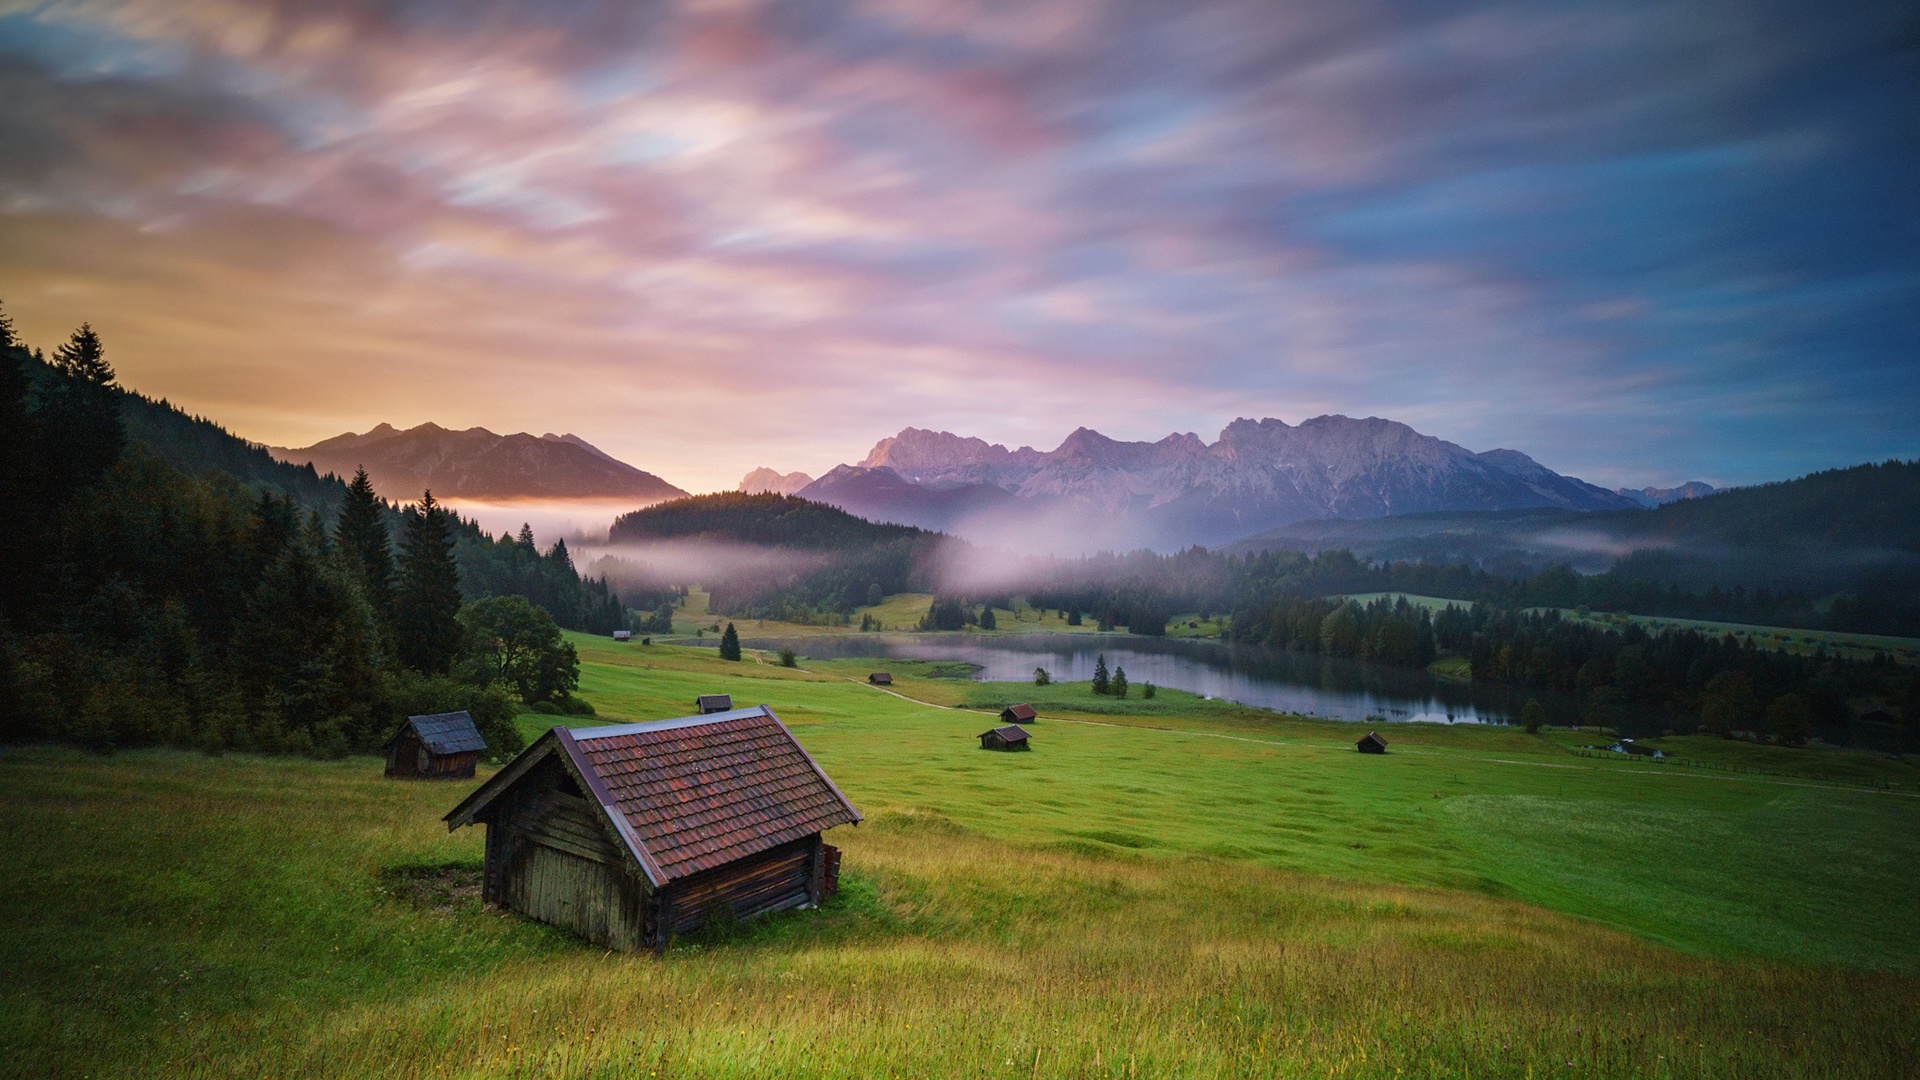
[1358,730,1388,748]
[445,705,860,887]
[981,724,1031,742]
[697,693,733,710]
[1000,704,1037,721]
[389,711,486,755]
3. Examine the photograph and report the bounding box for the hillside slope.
[610,492,929,549]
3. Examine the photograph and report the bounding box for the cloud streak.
[0,0,1913,492]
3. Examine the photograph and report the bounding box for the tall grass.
[1,749,1914,1079]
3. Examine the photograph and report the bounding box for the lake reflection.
[741,632,1558,725]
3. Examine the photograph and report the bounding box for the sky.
[1,0,1915,495]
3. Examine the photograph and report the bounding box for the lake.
[740,632,1568,726]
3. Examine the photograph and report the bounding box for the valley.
[3,634,1915,1079]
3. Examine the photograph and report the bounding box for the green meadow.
[3,631,1916,1078]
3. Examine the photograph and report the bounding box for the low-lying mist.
[438,498,649,547]
[577,539,827,597]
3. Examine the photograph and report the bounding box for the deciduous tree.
[457,595,578,704]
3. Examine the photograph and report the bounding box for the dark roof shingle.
[564,707,860,883]
[394,711,487,755]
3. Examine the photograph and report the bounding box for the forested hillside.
[606,493,947,622]
[611,491,927,548]
[0,306,635,757]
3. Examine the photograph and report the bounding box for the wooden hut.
[612,630,632,642]
[979,725,1032,751]
[1356,731,1388,754]
[999,703,1038,724]
[386,711,487,779]
[696,694,733,714]
[443,705,861,952]
[868,672,893,686]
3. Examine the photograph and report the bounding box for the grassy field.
[3,633,1917,1078]
[1335,592,1476,613]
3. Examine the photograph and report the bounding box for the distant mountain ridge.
[1614,481,1721,507]
[1229,460,1920,593]
[739,467,814,496]
[272,423,687,502]
[795,416,1639,551]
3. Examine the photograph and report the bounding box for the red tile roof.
[558,707,861,883]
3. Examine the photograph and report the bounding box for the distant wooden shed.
[980,725,1032,751]
[999,703,1038,724]
[386,711,487,779]
[868,672,893,686]
[697,694,733,714]
[612,630,632,642]
[1858,707,1897,727]
[444,705,861,952]
[1356,731,1388,754]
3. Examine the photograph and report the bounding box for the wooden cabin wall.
[482,756,652,952]
[655,836,819,942]
[386,735,479,779]
[385,732,421,778]
[425,750,479,779]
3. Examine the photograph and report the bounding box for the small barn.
[697,694,733,714]
[443,705,861,952]
[980,725,1032,751]
[612,630,632,642]
[868,672,893,686]
[386,711,487,779]
[1356,731,1388,754]
[999,703,1038,724]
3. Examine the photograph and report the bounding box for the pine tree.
[394,491,464,674]
[517,523,538,551]
[1092,654,1109,694]
[51,322,115,387]
[980,606,996,630]
[0,299,15,351]
[1112,665,1128,698]
[719,621,741,661]
[334,468,393,621]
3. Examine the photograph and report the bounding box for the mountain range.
[271,423,687,503]
[1614,482,1722,507]
[772,417,1646,552]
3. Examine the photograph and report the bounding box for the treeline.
[459,525,636,634]
[1228,595,1442,668]
[1466,608,1920,751]
[0,306,607,758]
